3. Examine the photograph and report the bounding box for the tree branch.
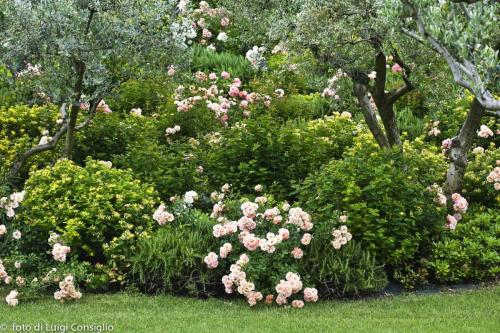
[373,51,387,100]
[400,0,500,111]
[75,98,101,131]
[9,104,69,179]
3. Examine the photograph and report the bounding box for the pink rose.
[391,63,402,73]
[303,287,318,302]
[301,233,312,246]
[291,247,303,259]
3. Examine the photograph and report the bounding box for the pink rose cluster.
[152,204,175,226]
[486,161,500,191]
[274,273,318,308]
[445,193,469,230]
[427,121,441,137]
[190,1,230,48]
[173,71,273,124]
[0,259,13,286]
[221,255,263,306]
[427,184,447,207]
[477,125,494,138]
[0,191,25,218]
[96,100,112,114]
[331,223,352,250]
[54,275,82,303]
[204,252,219,269]
[321,69,347,100]
[441,138,452,154]
[287,207,313,231]
[52,243,71,262]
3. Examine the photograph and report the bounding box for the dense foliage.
[0,0,498,309]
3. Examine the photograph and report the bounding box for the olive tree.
[384,0,499,196]
[0,0,189,179]
[224,0,419,149]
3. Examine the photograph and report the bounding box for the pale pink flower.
[167,65,176,77]
[204,252,219,269]
[221,17,230,27]
[263,207,280,220]
[451,193,468,213]
[52,243,71,262]
[303,288,318,302]
[445,215,457,230]
[5,290,18,306]
[229,85,240,97]
[241,202,258,218]
[276,294,287,305]
[291,247,303,259]
[255,196,268,205]
[202,29,212,39]
[232,78,242,87]
[441,138,452,151]
[0,224,6,236]
[278,228,289,240]
[238,216,257,232]
[391,63,402,73]
[152,204,175,225]
[240,100,249,109]
[221,71,230,79]
[292,300,304,308]
[301,233,312,246]
[219,243,232,258]
[478,125,494,138]
[242,233,260,251]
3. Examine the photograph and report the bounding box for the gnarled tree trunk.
[443,97,485,197]
[353,82,391,149]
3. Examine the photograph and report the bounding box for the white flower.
[184,191,199,204]
[130,108,142,117]
[12,230,21,240]
[217,32,228,42]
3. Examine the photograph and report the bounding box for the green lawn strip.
[1,285,499,333]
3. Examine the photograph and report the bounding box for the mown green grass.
[1,285,499,333]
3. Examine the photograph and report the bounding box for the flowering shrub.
[1,185,92,306]
[201,185,320,307]
[18,158,159,284]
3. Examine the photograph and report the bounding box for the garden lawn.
[1,285,499,333]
